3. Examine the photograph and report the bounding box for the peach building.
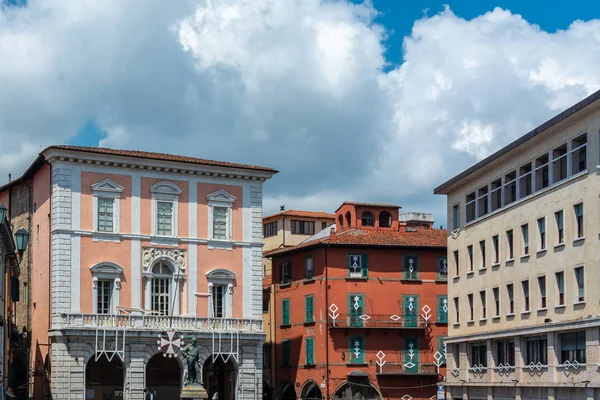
[0,145,277,400]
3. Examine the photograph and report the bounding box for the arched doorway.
[280,381,297,400]
[301,380,322,400]
[146,354,181,399]
[332,380,381,400]
[203,357,237,400]
[85,356,124,400]
[378,211,392,228]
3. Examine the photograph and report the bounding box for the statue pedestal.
[181,383,208,400]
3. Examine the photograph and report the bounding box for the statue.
[180,338,202,386]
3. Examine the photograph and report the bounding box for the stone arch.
[378,211,392,228]
[300,380,323,400]
[331,379,382,400]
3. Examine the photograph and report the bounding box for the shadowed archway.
[86,356,124,400]
[146,353,181,399]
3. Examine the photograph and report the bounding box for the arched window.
[345,211,352,228]
[379,211,392,228]
[361,211,375,227]
[152,262,173,316]
[338,215,344,228]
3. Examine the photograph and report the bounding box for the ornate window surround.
[206,268,235,318]
[150,181,182,239]
[91,178,124,242]
[142,247,187,316]
[207,189,236,247]
[90,262,123,314]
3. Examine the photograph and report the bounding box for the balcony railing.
[377,362,438,375]
[55,313,264,333]
[328,314,426,329]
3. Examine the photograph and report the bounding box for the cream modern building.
[434,89,600,400]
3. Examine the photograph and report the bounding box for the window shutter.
[349,336,364,363]
[437,336,446,364]
[361,254,368,278]
[282,299,290,325]
[10,277,19,302]
[282,340,291,366]
[404,338,419,373]
[438,296,448,323]
[305,296,314,323]
[306,338,314,365]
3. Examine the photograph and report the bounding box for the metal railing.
[328,314,427,329]
[378,362,438,375]
[55,313,264,332]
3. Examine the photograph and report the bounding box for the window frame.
[506,230,514,260]
[91,178,124,236]
[150,181,182,238]
[479,290,487,319]
[290,220,315,235]
[207,189,236,241]
[492,235,499,264]
[507,283,514,315]
[526,335,548,365]
[263,221,278,237]
[305,337,315,366]
[496,340,515,367]
[559,330,586,364]
[492,287,500,317]
[556,271,565,306]
[305,256,315,280]
[470,342,487,368]
[537,217,546,251]
[305,295,315,323]
[555,210,565,245]
[521,223,529,256]
[574,203,584,239]
[280,262,291,285]
[574,266,585,302]
[479,240,486,269]
[538,275,547,309]
[521,279,530,312]
[90,262,123,315]
[206,268,235,318]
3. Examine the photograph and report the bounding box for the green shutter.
[349,336,364,363]
[282,340,291,367]
[403,256,419,280]
[436,336,446,364]
[438,295,448,323]
[306,337,314,365]
[305,296,314,323]
[282,299,290,325]
[404,338,419,373]
[361,254,368,278]
[349,294,364,327]
[403,295,418,327]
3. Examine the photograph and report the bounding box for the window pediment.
[91,178,124,193]
[207,189,236,203]
[150,181,182,195]
[206,268,236,281]
[90,262,124,275]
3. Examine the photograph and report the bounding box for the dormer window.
[150,181,182,237]
[361,211,374,227]
[91,178,124,234]
[345,211,351,227]
[207,189,237,241]
[379,211,392,228]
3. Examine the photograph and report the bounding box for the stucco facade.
[435,90,600,399]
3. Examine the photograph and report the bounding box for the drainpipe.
[281,217,286,247]
[271,255,277,399]
[324,245,329,400]
[24,180,33,398]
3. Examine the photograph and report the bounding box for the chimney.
[8,173,11,182]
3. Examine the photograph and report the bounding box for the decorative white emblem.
[421,305,431,323]
[441,258,447,274]
[157,330,184,358]
[390,314,402,322]
[433,351,443,373]
[442,298,448,314]
[353,340,362,359]
[353,296,361,310]
[471,364,486,372]
[328,304,339,326]
[562,360,580,370]
[376,351,386,374]
[407,297,415,312]
[527,362,543,371]
[497,363,511,371]
[451,368,460,376]
[443,342,447,359]
[404,341,416,370]
[408,258,415,273]
[142,247,187,273]
[359,314,371,321]
[401,395,412,400]
[351,255,361,273]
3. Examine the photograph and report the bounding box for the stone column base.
[181,384,208,400]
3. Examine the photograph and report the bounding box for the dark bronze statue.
[180,337,202,386]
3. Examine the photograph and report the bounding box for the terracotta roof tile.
[263,210,336,220]
[264,227,447,257]
[44,145,278,173]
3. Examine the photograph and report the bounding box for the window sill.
[536,249,547,255]
[346,363,368,367]
[435,278,448,283]
[453,323,460,328]
[554,243,565,250]
[304,321,316,326]
[520,254,530,260]
[573,237,585,244]
[491,263,500,269]
[207,239,234,250]
[492,315,501,321]
[92,231,121,243]
[505,259,515,264]
[302,363,316,369]
[479,318,487,322]
[280,324,291,329]
[506,313,515,318]
[453,275,460,281]
[574,301,586,306]
[279,283,292,289]
[466,271,475,277]
[467,320,475,325]
[537,308,548,312]
[400,278,422,283]
[521,311,531,316]
[554,304,566,310]
[346,277,368,281]
[479,267,487,272]
[303,278,316,284]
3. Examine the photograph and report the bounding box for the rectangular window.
[526,335,547,365]
[279,262,291,285]
[290,220,315,235]
[552,143,568,183]
[156,201,173,236]
[453,250,459,276]
[452,204,460,230]
[263,344,271,367]
[437,257,448,280]
[282,340,291,367]
[467,245,474,272]
[97,279,112,314]
[349,294,365,327]
[402,255,420,280]
[490,179,502,211]
[492,235,499,264]
[537,218,546,250]
[454,297,459,324]
[496,340,515,366]
[535,153,549,191]
[466,192,476,223]
[212,284,225,318]
[477,185,489,218]
[555,210,564,244]
[305,337,315,365]
[471,342,487,368]
[556,271,565,306]
[262,295,269,313]
[263,221,278,237]
[468,293,474,321]
[493,287,500,317]
[522,280,530,312]
[560,331,586,363]
[151,276,170,316]
[480,290,486,319]
[575,266,584,302]
[507,284,514,314]
[97,198,115,232]
[437,295,448,323]
[570,133,587,174]
[349,336,365,364]
[348,254,368,279]
[321,221,327,230]
[521,224,529,255]
[212,206,228,240]
[518,163,533,198]
[574,203,584,238]
[305,295,314,323]
[281,299,290,325]
[305,256,314,280]
[503,171,517,205]
[506,230,514,260]
[479,240,486,269]
[538,276,547,309]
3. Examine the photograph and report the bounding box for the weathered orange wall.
[0,191,8,212]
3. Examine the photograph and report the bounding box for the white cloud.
[1,1,599,223]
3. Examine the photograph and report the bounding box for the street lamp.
[0,203,6,223]
[14,228,30,253]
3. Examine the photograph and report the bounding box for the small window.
[556,271,565,306]
[503,171,517,205]
[538,276,546,309]
[212,206,229,240]
[476,186,489,218]
[453,297,460,323]
[347,254,368,279]
[551,144,568,183]
[555,210,564,244]
[466,192,476,223]
[361,211,375,227]
[453,250,459,276]
[437,257,448,280]
[379,211,392,228]
[570,133,587,174]
[97,198,115,232]
[305,295,314,323]
[467,245,474,272]
[560,331,586,364]
[156,201,174,236]
[263,221,278,237]
[496,340,515,366]
[574,266,584,302]
[535,153,550,191]
[522,280,530,312]
[262,295,270,313]
[263,344,271,367]
[507,284,514,314]
[526,335,547,365]
[492,235,499,264]
[280,262,291,285]
[452,205,460,230]
[321,221,327,230]
[493,287,500,317]
[480,290,486,319]
[518,163,533,198]
[506,230,514,260]
[574,203,584,238]
[490,179,502,211]
[97,279,113,314]
[291,220,315,235]
[479,240,486,269]
[281,299,290,325]
[338,215,344,228]
[468,293,474,321]
[537,218,546,250]
[521,224,529,255]
[305,257,314,280]
[349,336,365,364]
[345,211,352,227]
[402,255,420,280]
[305,337,315,365]
[470,342,487,368]
[282,340,291,367]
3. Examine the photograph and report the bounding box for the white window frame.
[206,269,235,318]
[207,189,237,242]
[91,179,124,238]
[90,262,123,314]
[150,181,182,238]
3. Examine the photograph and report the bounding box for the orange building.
[265,202,447,400]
